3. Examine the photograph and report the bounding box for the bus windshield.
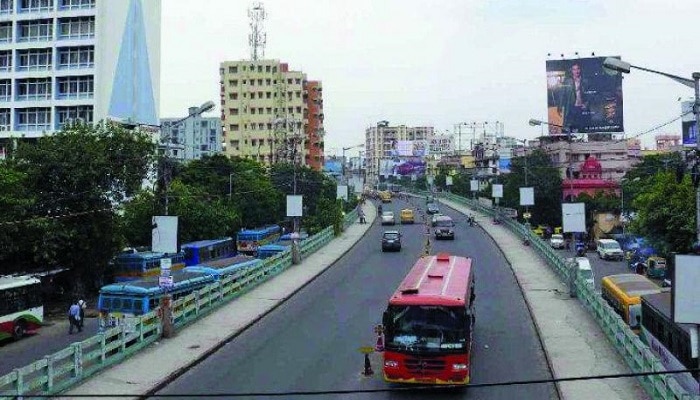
[385,305,468,352]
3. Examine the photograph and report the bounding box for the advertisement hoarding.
[152,216,178,254]
[672,255,700,325]
[492,184,503,198]
[682,101,697,146]
[323,159,342,174]
[336,185,348,201]
[519,187,534,206]
[380,157,427,177]
[562,203,586,233]
[286,195,303,217]
[429,136,455,154]
[395,140,428,157]
[546,56,624,134]
[470,180,479,192]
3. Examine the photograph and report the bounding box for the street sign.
[159,275,174,288]
[160,258,171,277]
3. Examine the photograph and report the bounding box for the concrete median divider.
[0,209,361,399]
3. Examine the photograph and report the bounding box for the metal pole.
[693,72,700,244]
[342,147,346,184]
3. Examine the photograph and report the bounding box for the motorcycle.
[575,242,586,257]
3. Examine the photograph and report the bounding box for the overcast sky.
[161,0,698,155]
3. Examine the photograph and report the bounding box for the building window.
[229,108,238,115]
[228,66,237,74]
[16,77,51,101]
[257,65,262,73]
[228,92,237,100]
[0,22,11,43]
[0,108,9,131]
[58,16,95,40]
[258,123,264,130]
[230,124,239,131]
[58,0,93,10]
[56,105,92,128]
[257,79,262,85]
[0,0,12,15]
[15,107,51,131]
[272,66,277,73]
[57,46,94,69]
[16,48,52,71]
[56,75,94,99]
[0,80,10,101]
[0,51,11,72]
[17,19,53,42]
[19,0,52,13]
[250,108,256,115]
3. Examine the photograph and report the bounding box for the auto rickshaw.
[645,256,667,279]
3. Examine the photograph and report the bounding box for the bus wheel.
[12,320,26,340]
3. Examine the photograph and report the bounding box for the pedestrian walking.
[78,300,86,330]
[68,301,81,334]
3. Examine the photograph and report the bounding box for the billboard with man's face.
[380,157,427,177]
[546,56,624,134]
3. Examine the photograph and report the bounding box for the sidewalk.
[438,197,647,400]
[59,203,377,399]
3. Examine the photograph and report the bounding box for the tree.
[502,149,563,226]
[6,122,155,291]
[629,172,695,256]
[623,152,684,213]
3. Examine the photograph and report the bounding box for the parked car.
[433,216,455,240]
[549,234,565,249]
[400,208,415,224]
[426,203,440,215]
[381,230,402,252]
[381,211,396,225]
[596,239,624,261]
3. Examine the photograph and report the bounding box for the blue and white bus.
[184,255,262,279]
[236,225,281,254]
[111,251,185,282]
[182,238,236,266]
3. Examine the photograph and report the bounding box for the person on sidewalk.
[358,207,366,224]
[78,299,86,330]
[68,301,81,334]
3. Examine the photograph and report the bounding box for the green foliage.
[119,190,157,248]
[629,172,695,255]
[574,191,621,230]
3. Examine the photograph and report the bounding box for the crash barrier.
[421,191,692,400]
[0,209,362,399]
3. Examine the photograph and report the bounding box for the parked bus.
[236,225,282,254]
[111,251,185,282]
[183,255,261,279]
[600,274,663,332]
[97,270,215,318]
[256,232,309,259]
[382,252,476,385]
[640,292,699,395]
[0,275,43,340]
[182,237,236,266]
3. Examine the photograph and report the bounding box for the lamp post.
[342,144,364,184]
[603,57,700,244]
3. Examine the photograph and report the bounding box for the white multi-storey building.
[160,107,222,161]
[0,0,160,151]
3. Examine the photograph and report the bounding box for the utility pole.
[693,72,700,244]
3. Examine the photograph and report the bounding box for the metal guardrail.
[430,191,694,400]
[0,211,364,399]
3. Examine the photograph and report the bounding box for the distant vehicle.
[111,251,186,282]
[641,292,699,396]
[601,274,662,332]
[0,275,43,340]
[430,213,445,226]
[182,238,236,266]
[573,257,594,286]
[645,256,667,279]
[549,234,565,249]
[597,239,624,261]
[382,252,475,385]
[381,231,402,252]
[400,209,415,224]
[236,225,282,254]
[379,191,392,203]
[426,203,440,215]
[532,226,545,237]
[381,211,396,225]
[433,216,455,240]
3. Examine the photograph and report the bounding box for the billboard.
[562,203,586,233]
[429,135,454,154]
[380,157,427,177]
[546,56,624,134]
[394,140,428,157]
[152,216,178,254]
[682,101,697,146]
[323,159,342,174]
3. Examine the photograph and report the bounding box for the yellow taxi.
[400,208,415,224]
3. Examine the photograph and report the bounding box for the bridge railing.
[430,191,693,400]
[0,208,366,399]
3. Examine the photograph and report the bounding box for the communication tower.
[248,2,267,61]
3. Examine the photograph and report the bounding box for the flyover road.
[0,316,98,376]
[154,197,557,400]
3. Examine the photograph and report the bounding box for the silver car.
[381,211,396,225]
[550,234,565,249]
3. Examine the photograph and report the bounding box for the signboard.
[562,203,586,233]
[323,159,342,174]
[429,135,455,154]
[546,56,624,134]
[336,185,348,201]
[286,195,303,217]
[470,180,479,192]
[519,187,534,206]
[445,176,453,186]
[152,216,178,254]
[380,157,427,177]
[160,259,172,277]
[396,140,429,157]
[158,275,174,288]
[498,158,511,174]
[672,254,700,324]
[492,184,503,198]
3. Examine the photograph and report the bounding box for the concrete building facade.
[540,139,631,181]
[364,121,434,184]
[219,59,323,170]
[0,0,161,151]
[160,107,222,161]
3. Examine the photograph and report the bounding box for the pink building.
[562,157,620,201]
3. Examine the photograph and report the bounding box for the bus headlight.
[452,363,468,371]
[384,360,399,368]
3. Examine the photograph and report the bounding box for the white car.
[381,211,396,225]
[596,239,624,261]
[549,234,565,249]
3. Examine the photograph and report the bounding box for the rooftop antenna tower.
[248,2,267,61]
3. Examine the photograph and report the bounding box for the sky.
[160,0,699,156]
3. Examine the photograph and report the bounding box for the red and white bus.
[382,252,476,385]
[0,275,43,341]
